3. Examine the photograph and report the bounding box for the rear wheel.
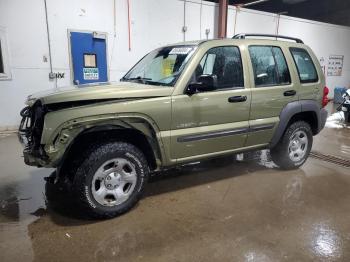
[270,121,313,170]
[73,142,149,218]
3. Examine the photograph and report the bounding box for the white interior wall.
[228,7,277,36]
[228,7,350,97]
[0,0,349,128]
[277,16,350,94]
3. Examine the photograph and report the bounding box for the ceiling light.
[283,0,308,4]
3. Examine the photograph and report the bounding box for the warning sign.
[327,55,344,77]
[83,68,99,80]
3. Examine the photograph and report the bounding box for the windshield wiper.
[121,76,152,83]
[143,80,170,86]
[120,76,170,86]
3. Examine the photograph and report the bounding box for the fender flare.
[51,114,167,169]
[270,100,326,148]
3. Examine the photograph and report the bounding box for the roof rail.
[232,34,304,44]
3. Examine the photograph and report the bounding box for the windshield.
[121,45,196,86]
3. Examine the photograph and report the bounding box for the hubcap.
[288,130,308,162]
[91,158,137,206]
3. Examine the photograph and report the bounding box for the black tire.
[72,142,149,218]
[270,121,313,170]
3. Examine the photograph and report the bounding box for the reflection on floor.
[0,103,350,261]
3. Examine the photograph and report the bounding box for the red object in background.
[322,86,329,107]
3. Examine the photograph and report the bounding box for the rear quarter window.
[290,47,318,83]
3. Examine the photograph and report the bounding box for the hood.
[26,82,173,106]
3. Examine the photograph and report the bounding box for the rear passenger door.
[246,45,298,146]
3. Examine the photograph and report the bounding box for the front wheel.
[73,142,149,218]
[270,121,313,170]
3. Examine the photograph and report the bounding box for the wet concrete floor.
[1,109,350,261]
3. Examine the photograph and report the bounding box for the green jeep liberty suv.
[19,34,328,218]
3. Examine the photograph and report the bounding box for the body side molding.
[177,123,275,143]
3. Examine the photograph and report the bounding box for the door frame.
[170,44,252,161]
[67,29,109,85]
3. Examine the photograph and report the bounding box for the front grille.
[18,101,46,151]
[19,106,34,146]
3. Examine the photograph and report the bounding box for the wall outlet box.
[49,72,56,79]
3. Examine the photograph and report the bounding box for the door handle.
[284,90,296,96]
[228,96,247,103]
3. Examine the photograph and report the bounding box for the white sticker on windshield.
[169,47,192,55]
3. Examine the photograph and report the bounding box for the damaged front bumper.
[19,137,48,167]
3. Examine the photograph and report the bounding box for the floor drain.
[310,151,350,168]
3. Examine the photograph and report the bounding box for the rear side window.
[249,46,291,87]
[290,48,318,83]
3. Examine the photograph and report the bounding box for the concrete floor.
[1,106,350,262]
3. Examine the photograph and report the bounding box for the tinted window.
[290,48,318,83]
[249,46,291,87]
[194,46,244,89]
[0,41,4,73]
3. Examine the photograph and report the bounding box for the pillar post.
[218,0,228,38]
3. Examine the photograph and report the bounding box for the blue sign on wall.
[70,31,108,85]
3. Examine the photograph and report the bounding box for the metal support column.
[218,0,228,38]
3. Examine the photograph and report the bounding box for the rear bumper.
[319,108,328,132]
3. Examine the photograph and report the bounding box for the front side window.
[249,46,291,87]
[122,45,196,86]
[290,47,318,83]
[193,46,244,89]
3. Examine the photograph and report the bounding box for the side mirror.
[185,75,217,96]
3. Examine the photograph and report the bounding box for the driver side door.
[170,45,251,162]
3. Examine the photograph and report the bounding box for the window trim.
[289,47,319,84]
[187,45,245,93]
[248,45,292,88]
[0,27,11,80]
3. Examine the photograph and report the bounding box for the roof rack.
[232,34,304,44]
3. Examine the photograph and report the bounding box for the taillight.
[322,86,329,107]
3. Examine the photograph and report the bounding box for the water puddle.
[325,111,350,129]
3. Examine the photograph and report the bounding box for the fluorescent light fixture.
[283,0,308,4]
[241,0,270,7]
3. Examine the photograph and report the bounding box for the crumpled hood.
[26,82,173,106]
